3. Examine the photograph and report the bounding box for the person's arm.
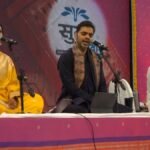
[58,51,92,102]
[6,57,20,108]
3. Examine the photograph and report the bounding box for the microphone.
[0,37,17,44]
[93,40,108,51]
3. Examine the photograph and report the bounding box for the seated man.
[54,20,107,113]
[0,50,44,113]
[0,26,44,114]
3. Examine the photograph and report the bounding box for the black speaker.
[113,103,133,113]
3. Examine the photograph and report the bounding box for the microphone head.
[93,40,108,50]
[93,40,101,46]
[0,37,17,44]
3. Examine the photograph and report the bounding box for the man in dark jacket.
[55,20,107,113]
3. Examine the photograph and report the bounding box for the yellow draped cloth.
[0,51,44,113]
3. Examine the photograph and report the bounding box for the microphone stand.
[18,69,26,113]
[90,42,126,92]
[96,47,126,112]
[105,56,125,91]
[97,50,126,92]
[8,43,35,113]
[98,58,125,92]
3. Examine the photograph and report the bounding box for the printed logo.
[47,0,107,59]
[61,7,89,22]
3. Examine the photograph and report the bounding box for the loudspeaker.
[113,103,133,113]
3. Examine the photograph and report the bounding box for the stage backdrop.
[0,0,131,112]
[134,0,150,101]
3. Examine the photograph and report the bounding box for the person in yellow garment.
[0,26,44,114]
[0,51,44,113]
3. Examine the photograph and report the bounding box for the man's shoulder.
[0,51,12,61]
[0,51,9,57]
[59,48,73,59]
[62,48,72,56]
[58,48,73,65]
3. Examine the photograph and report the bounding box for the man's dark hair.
[76,20,95,33]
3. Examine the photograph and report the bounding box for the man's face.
[74,26,94,51]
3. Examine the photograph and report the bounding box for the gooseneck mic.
[0,37,17,44]
[93,40,108,50]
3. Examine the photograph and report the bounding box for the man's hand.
[8,97,19,109]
